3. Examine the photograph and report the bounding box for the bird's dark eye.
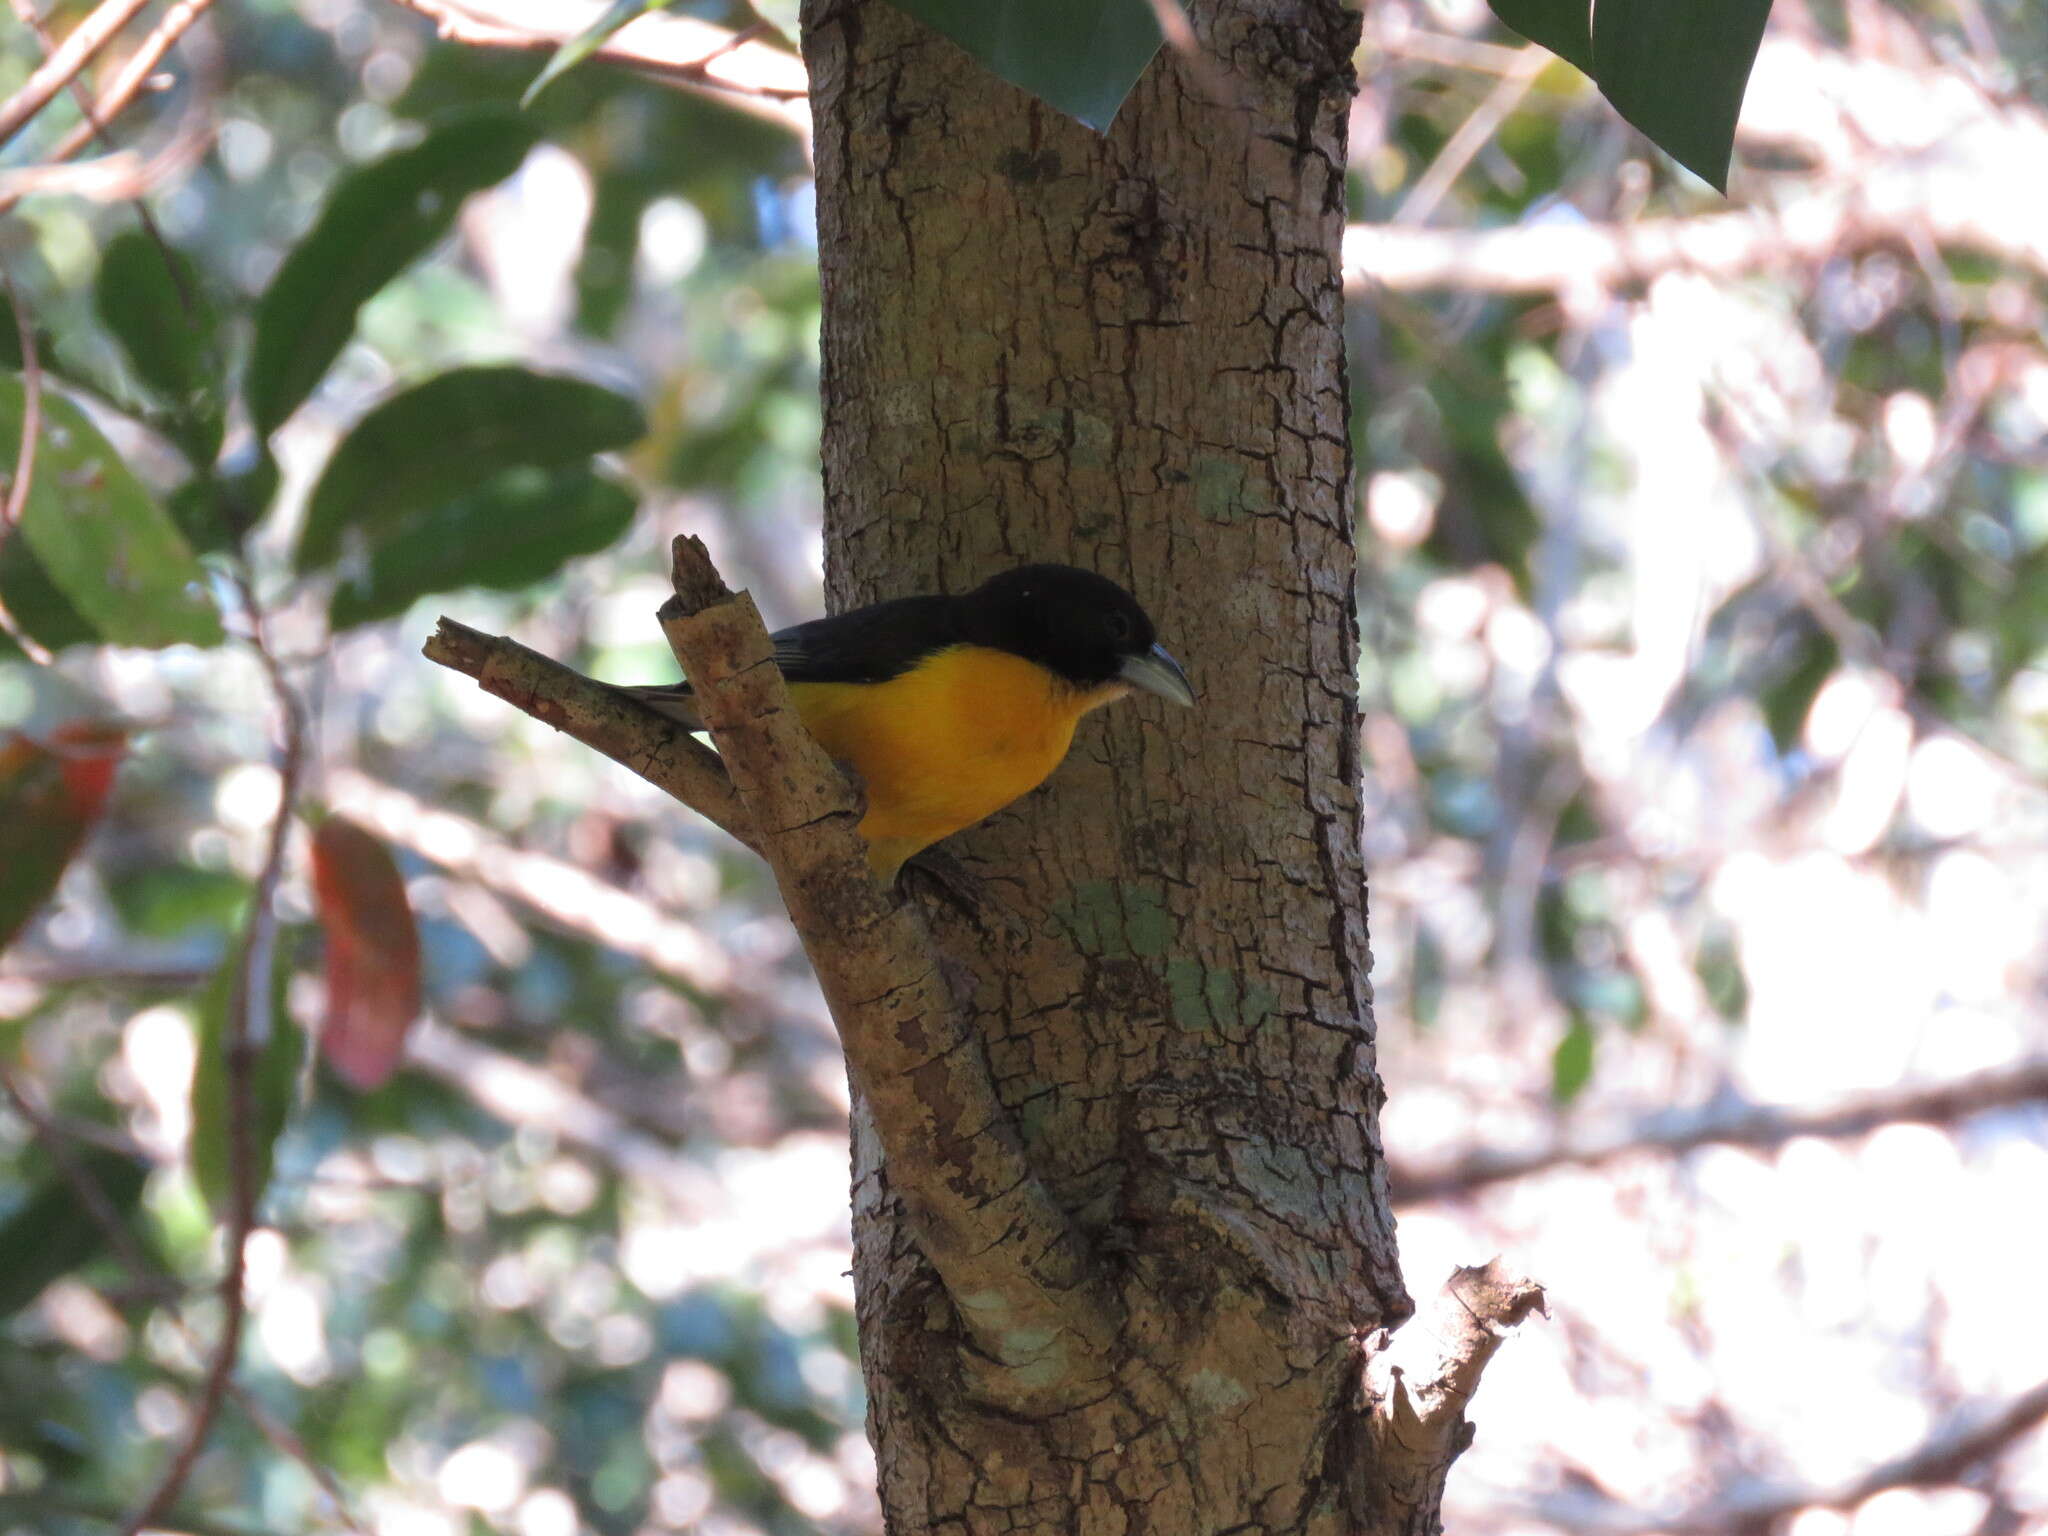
[1104,612,1132,643]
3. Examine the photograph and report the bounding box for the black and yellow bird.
[623,564,1193,882]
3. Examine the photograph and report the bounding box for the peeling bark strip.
[799,0,1525,1530]
[1356,1262,1548,1534]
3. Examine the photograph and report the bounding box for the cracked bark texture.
[802,1,1415,1530]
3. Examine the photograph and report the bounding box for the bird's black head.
[955,564,1194,706]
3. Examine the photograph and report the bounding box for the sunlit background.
[2,0,2045,1532]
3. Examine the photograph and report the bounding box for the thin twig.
[0,1065,156,1284]
[0,0,220,215]
[120,572,308,1536]
[0,0,154,152]
[0,259,54,665]
[1137,0,1236,115]
[1394,44,1549,227]
[1389,1057,2048,1203]
[3,0,191,283]
[0,1065,367,1532]
[380,0,809,133]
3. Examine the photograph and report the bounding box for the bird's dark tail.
[617,682,704,731]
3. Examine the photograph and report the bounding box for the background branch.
[1389,1058,2048,1203]
[1535,1377,2048,1534]
[0,0,153,151]
[380,0,809,134]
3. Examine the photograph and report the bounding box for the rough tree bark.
[798,1,1474,1529]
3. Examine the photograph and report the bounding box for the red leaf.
[309,816,421,1089]
[0,722,126,953]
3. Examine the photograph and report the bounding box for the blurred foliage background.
[1,0,2046,1533]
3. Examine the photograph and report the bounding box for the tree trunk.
[801,1,1417,1528]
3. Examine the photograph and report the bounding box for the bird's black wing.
[770,594,960,684]
[620,593,959,727]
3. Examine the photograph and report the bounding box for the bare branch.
[0,0,153,152]
[0,1065,156,1287]
[1355,1259,1549,1533]
[1348,35,2048,297]
[1392,45,1548,228]
[0,257,54,663]
[2,1054,370,1530]
[379,0,809,135]
[428,547,1122,1406]
[1533,1377,2048,1534]
[0,0,218,215]
[655,535,1122,1407]
[1389,1057,2048,1204]
[422,616,758,854]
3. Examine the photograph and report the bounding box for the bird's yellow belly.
[788,646,1118,881]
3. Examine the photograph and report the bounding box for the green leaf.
[92,229,225,467]
[523,0,666,106]
[189,934,306,1222]
[107,863,249,940]
[1485,0,1592,74]
[0,1147,150,1320]
[292,365,644,572]
[330,465,636,629]
[1489,0,1771,191]
[1591,0,1772,192]
[0,535,99,653]
[0,287,19,371]
[884,0,1167,132]
[167,449,280,556]
[0,376,224,647]
[246,110,542,437]
[1550,1014,1596,1102]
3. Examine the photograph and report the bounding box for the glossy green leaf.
[523,0,665,105]
[1592,0,1772,192]
[330,465,637,629]
[0,724,124,954]
[885,0,1167,132]
[1486,0,1592,73]
[0,377,224,647]
[293,365,644,572]
[189,933,306,1221]
[1551,1014,1596,1102]
[93,229,224,467]
[0,1147,150,1319]
[246,110,541,437]
[1489,0,1771,190]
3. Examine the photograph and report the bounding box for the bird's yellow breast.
[788,645,1124,882]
